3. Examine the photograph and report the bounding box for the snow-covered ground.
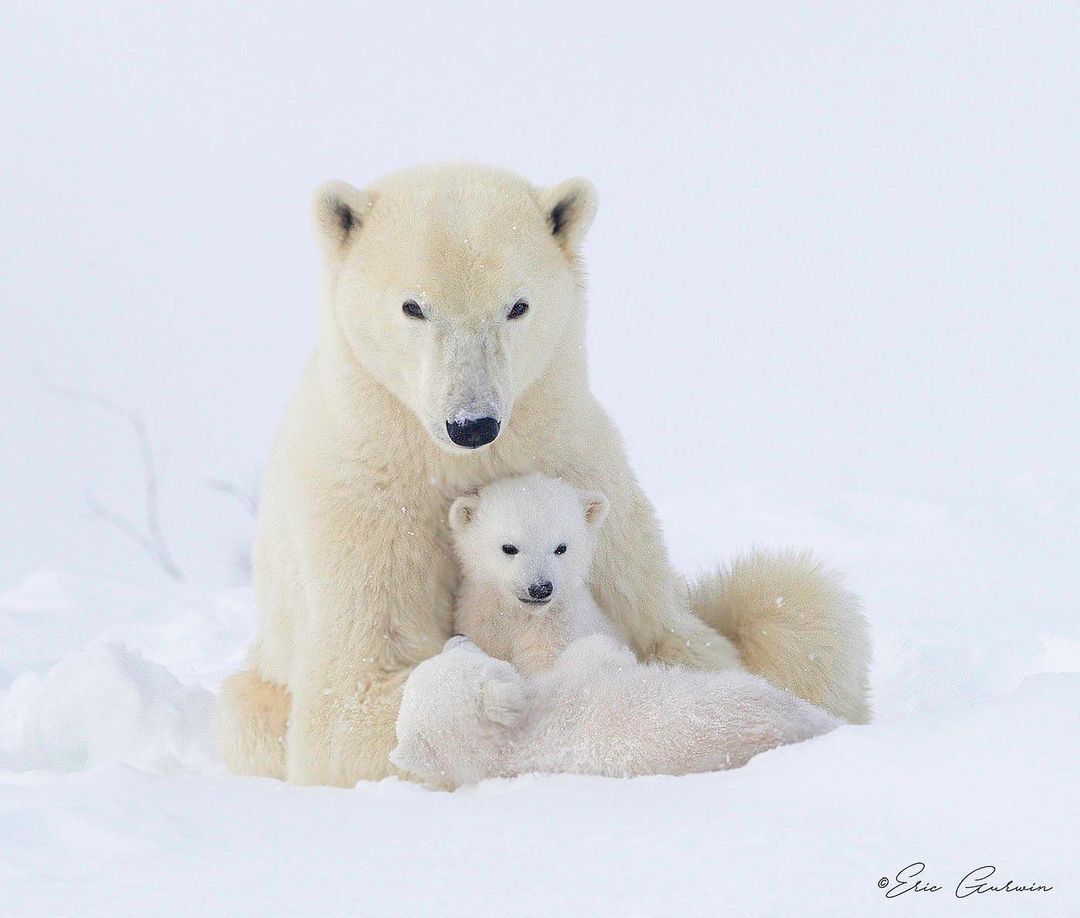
[0,675,1075,917]
[1,496,1077,916]
[3,1,1078,915]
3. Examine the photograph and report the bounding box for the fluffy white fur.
[449,475,618,675]
[391,474,839,787]
[218,162,871,786]
[391,635,840,788]
[689,551,872,725]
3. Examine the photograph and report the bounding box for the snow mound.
[0,570,254,692]
[872,627,1080,719]
[2,570,1078,781]
[0,674,1075,917]
[0,570,1075,915]
[0,642,217,775]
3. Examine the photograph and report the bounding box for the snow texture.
[0,570,1076,916]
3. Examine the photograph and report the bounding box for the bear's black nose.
[528,580,553,601]
[446,417,500,448]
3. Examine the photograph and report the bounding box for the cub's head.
[449,474,609,609]
[313,163,597,452]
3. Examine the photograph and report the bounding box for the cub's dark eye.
[501,544,519,555]
[554,544,567,555]
[402,300,425,320]
[508,299,529,320]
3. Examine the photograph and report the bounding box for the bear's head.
[448,473,609,611]
[313,163,597,452]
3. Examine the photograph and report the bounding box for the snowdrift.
[0,571,1076,916]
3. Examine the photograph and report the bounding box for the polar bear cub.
[390,474,841,787]
[448,474,619,675]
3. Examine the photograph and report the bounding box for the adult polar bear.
[218,162,870,786]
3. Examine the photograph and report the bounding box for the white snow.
[0,642,216,775]
[2,1,1078,914]
[0,677,1075,916]
[1,532,1077,915]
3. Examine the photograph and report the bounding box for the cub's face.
[313,164,597,452]
[449,475,609,610]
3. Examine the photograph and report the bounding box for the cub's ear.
[449,493,480,531]
[581,491,610,529]
[534,177,598,256]
[312,180,376,257]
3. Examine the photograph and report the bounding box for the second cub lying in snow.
[390,475,839,787]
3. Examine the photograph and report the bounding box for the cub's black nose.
[446,417,500,448]
[528,580,553,601]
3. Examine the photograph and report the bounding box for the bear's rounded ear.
[581,490,610,529]
[534,177,598,257]
[312,180,376,258]
[448,493,480,531]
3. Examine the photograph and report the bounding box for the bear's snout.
[446,417,500,448]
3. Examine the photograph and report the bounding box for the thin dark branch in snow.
[128,412,185,581]
[44,382,186,582]
[40,383,133,421]
[84,492,156,554]
[206,474,260,580]
[206,477,260,518]
[84,489,184,581]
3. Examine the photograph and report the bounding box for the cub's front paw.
[443,634,474,652]
[481,675,528,728]
[427,640,528,731]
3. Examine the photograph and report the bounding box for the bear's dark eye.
[502,544,519,555]
[554,544,567,555]
[508,299,529,320]
[402,300,425,320]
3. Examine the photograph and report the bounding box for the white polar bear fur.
[391,635,840,788]
[390,474,839,787]
[217,162,871,787]
[449,475,620,675]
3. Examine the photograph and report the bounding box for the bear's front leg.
[280,477,456,786]
[287,654,409,786]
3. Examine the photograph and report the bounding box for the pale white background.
[4,1,1077,630]
[1,5,1077,915]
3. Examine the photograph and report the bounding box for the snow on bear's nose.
[527,580,553,601]
[446,416,500,448]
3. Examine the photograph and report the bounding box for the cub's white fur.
[392,636,839,787]
[449,475,618,675]
[390,475,840,788]
[218,163,870,787]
